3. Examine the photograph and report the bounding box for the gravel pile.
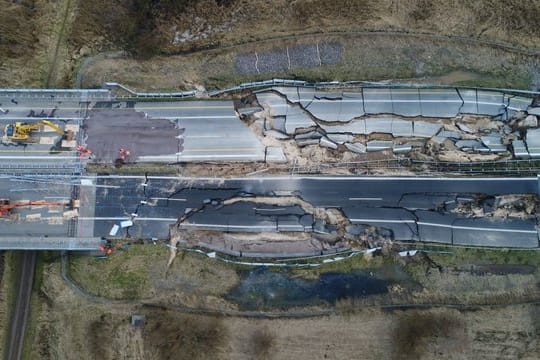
[319,42,343,65]
[235,53,258,74]
[258,49,289,73]
[235,42,343,75]
[288,44,319,68]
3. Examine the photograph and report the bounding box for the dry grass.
[249,326,275,359]
[391,309,467,359]
[142,310,227,360]
[5,0,540,87]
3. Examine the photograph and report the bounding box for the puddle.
[227,267,396,310]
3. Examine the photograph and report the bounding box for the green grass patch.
[417,245,540,268]
[68,244,166,299]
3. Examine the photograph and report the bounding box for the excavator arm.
[39,120,64,135]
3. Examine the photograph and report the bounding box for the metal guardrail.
[207,78,540,98]
[104,82,196,99]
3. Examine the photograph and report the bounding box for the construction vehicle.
[0,198,68,218]
[4,120,65,142]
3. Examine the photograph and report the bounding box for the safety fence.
[287,158,540,175]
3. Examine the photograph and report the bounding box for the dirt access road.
[5,251,36,360]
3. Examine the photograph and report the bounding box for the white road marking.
[417,221,537,234]
[348,197,383,201]
[150,197,186,202]
[349,219,416,224]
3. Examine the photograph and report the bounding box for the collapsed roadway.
[0,83,540,255]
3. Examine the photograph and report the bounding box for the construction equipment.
[4,120,64,142]
[0,198,68,218]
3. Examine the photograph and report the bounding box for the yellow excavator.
[4,120,65,142]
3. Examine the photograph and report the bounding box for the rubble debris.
[457,123,474,133]
[518,115,538,128]
[455,140,484,151]
[326,133,354,144]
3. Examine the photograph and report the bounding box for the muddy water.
[227,266,410,310]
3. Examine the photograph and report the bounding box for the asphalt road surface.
[89,175,540,248]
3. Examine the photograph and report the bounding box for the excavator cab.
[5,124,15,137]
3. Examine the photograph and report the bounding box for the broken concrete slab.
[345,224,368,236]
[393,144,412,154]
[266,146,287,163]
[319,136,338,149]
[296,138,320,147]
[365,117,393,134]
[295,130,323,140]
[438,130,461,140]
[320,119,367,134]
[525,128,540,158]
[285,107,316,134]
[512,140,529,159]
[480,135,502,147]
[391,119,414,137]
[264,129,290,140]
[527,107,540,116]
[366,140,393,151]
[299,214,314,230]
[256,92,288,116]
[413,122,442,138]
[344,142,367,153]
[327,133,354,144]
[457,123,474,134]
[455,140,483,149]
[270,116,287,133]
